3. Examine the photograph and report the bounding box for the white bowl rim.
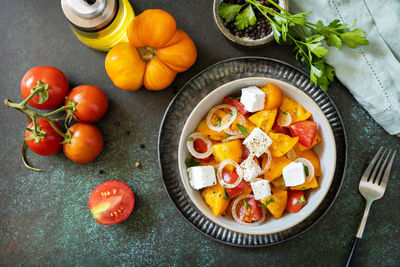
[178,77,337,235]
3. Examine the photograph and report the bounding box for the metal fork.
[346,147,397,267]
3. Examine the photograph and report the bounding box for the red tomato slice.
[289,121,317,148]
[193,138,207,153]
[286,190,307,213]
[222,169,250,198]
[239,198,262,223]
[88,180,135,225]
[224,96,248,114]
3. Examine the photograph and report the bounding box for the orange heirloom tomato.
[105,9,197,91]
[262,83,282,110]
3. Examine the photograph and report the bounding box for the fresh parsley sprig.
[218,0,369,91]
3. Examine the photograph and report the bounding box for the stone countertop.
[0,0,399,266]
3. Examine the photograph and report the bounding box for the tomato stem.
[4,81,76,171]
[136,46,157,62]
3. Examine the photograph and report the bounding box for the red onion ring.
[294,158,315,183]
[258,149,272,175]
[186,132,212,159]
[231,194,266,226]
[206,104,237,132]
[277,111,292,127]
[217,159,243,188]
[224,113,246,136]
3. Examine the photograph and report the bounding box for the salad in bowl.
[178,77,336,234]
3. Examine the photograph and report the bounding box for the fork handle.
[345,237,361,267]
[346,200,372,267]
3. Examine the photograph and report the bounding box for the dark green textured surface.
[0,0,399,266]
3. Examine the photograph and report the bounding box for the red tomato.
[239,198,262,223]
[63,123,103,163]
[193,138,207,153]
[25,118,63,156]
[225,179,250,199]
[286,190,307,213]
[66,85,109,122]
[289,121,317,148]
[88,180,135,225]
[224,96,248,114]
[222,169,239,184]
[21,66,69,110]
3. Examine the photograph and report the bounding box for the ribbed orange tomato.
[105,9,197,91]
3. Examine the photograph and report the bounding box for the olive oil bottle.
[61,0,134,51]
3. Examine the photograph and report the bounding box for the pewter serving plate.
[158,57,347,247]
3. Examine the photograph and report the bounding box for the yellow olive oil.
[62,0,134,51]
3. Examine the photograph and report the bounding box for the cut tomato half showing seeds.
[88,180,135,225]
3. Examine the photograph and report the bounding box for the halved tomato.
[88,180,135,225]
[239,198,262,223]
[289,121,317,148]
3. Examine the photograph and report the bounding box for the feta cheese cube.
[251,179,272,200]
[240,86,265,112]
[282,161,306,187]
[243,127,272,157]
[240,157,262,182]
[188,166,217,190]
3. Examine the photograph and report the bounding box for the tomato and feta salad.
[185,83,323,226]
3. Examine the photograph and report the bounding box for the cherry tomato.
[25,118,63,156]
[286,190,307,213]
[262,83,282,110]
[63,123,103,163]
[289,121,317,148]
[224,96,248,114]
[239,198,263,223]
[88,180,135,225]
[21,66,69,110]
[66,85,109,122]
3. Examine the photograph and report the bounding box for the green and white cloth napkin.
[290,0,400,136]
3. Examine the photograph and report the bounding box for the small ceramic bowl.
[178,77,337,235]
[213,0,289,48]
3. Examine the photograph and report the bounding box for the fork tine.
[361,147,383,182]
[379,150,397,187]
[369,148,386,182]
[374,149,392,184]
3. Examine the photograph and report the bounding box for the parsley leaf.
[218,3,244,23]
[236,123,248,136]
[221,133,231,140]
[228,96,241,101]
[235,4,256,30]
[280,110,288,115]
[243,199,249,209]
[300,187,307,191]
[187,137,194,142]
[223,190,230,200]
[214,117,222,127]
[185,158,201,168]
[297,195,307,206]
[263,198,275,208]
[341,28,369,48]
[303,164,309,176]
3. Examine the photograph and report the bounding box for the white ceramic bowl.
[178,77,336,235]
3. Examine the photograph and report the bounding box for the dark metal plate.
[158,57,347,247]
